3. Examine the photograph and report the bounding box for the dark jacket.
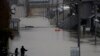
[21,47,27,54]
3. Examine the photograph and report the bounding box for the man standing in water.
[20,46,27,56]
[15,48,18,56]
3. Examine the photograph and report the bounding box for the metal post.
[94,2,97,45]
[75,3,81,56]
[56,0,59,27]
[25,0,29,17]
[43,0,45,18]
[52,0,53,6]
[47,0,50,19]
[63,0,64,21]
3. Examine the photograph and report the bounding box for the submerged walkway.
[9,16,100,56]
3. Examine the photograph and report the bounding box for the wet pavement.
[9,16,100,56]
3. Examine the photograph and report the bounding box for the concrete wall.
[18,0,25,5]
[29,8,46,16]
[11,0,64,18]
[11,5,26,18]
[10,0,27,18]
